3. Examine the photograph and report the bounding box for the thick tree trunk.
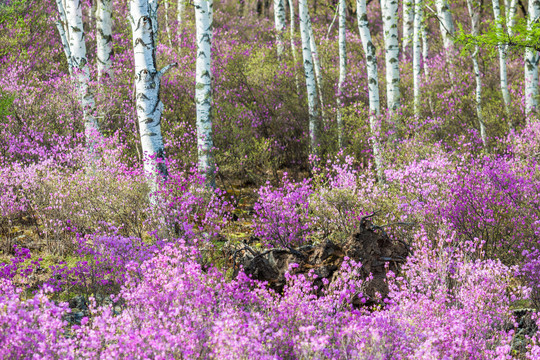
[96,0,113,81]
[525,0,540,116]
[129,0,176,194]
[381,0,400,113]
[337,0,346,148]
[194,0,216,186]
[299,0,320,154]
[274,0,286,57]
[64,0,100,153]
[356,0,383,181]
[402,0,414,55]
[467,0,486,145]
[435,0,455,52]
[413,0,422,117]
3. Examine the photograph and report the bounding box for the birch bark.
[337,0,346,148]
[288,0,301,94]
[195,0,216,186]
[413,0,422,117]
[164,0,173,47]
[306,15,325,119]
[274,0,286,57]
[64,0,100,152]
[402,0,414,55]
[525,0,540,116]
[299,0,320,153]
[466,0,486,145]
[96,0,113,81]
[356,0,383,180]
[55,0,73,77]
[435,0,454,52]
[381,0,400,112]
[178,0,186,29]
[129,0,176,193]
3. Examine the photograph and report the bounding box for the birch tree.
[96,0,113,81]
[129,0,176,193]
[356,0,383,180]
[56,0,100,154]
[403,0,414,54]
[525,0,540,115]
[178,0,186,29]
[195,0,216,185]
[466,0,486,145]
[299,0,320,153]
[306,15,325,119]
[164,0,173,47]
[381,0,400,113]
[434,0,455,51]
[492,0,517,124]
[337,0,346,148]
[413,0,422,117]
[288,0,301,93]
[274,0,286,57]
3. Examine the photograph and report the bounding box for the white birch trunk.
[177,0,186,29]
[164,0,173,47]
[96,0,113,81]
[274,0,286,57]
[492,0,509,112]
[413,0,422,117]
[357,0,383,181]
[55,0,73,76]
[466,0,486,145]
[288,0,301,94]
[64,0,100,152]
[337,0,346,148]
[307,16,326,119]
[435,0,454,51]
[402,0,414,54]
[381,0,400,112]
[195,0,216,186]
[129,0,176,193]
[505,0,518,34]
[421,20,429,78]
[299,0,320,153]
[525,0,540,116]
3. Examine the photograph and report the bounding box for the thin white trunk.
[129,0,176,193]
[357,0,383,181]
[164,0,173,47]
[505,0,518,34]
[492,0,511,120]
[178,0,186,29]
[421,20,429,78]
[288,0,301,94]
[307,16,326,119]
[299,0,320,153]
[466,0,486,145]
[402,0,414,54]
[96,0,113,81]
[435,0,454,51]
[525,0,540,116]
[381,0,400,112]
[337,0,346,148]
[64,0,100,152]
[195,0,216,186]
[274,0,286,57]
[413,0,422,117]
[54,0,73,77]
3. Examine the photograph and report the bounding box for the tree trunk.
[129,0,176,194]
[435,0,455,52]
[299,0,320,154]
[54,0,73,77]
[288,0,301,94]
[307,15,326,120]
[525,0,540,116]
[63,0,101,154]
[96,0,113,81]
[356,0,383,181]
[413,0,422,117]
[195,0,216,186]
[381,0,400,114]
[467,0,486,145]
[164,0,173,47]
[402,0,413,55]
[274,0,286,57]
[337,0,346,148]
[178,0,186,29]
